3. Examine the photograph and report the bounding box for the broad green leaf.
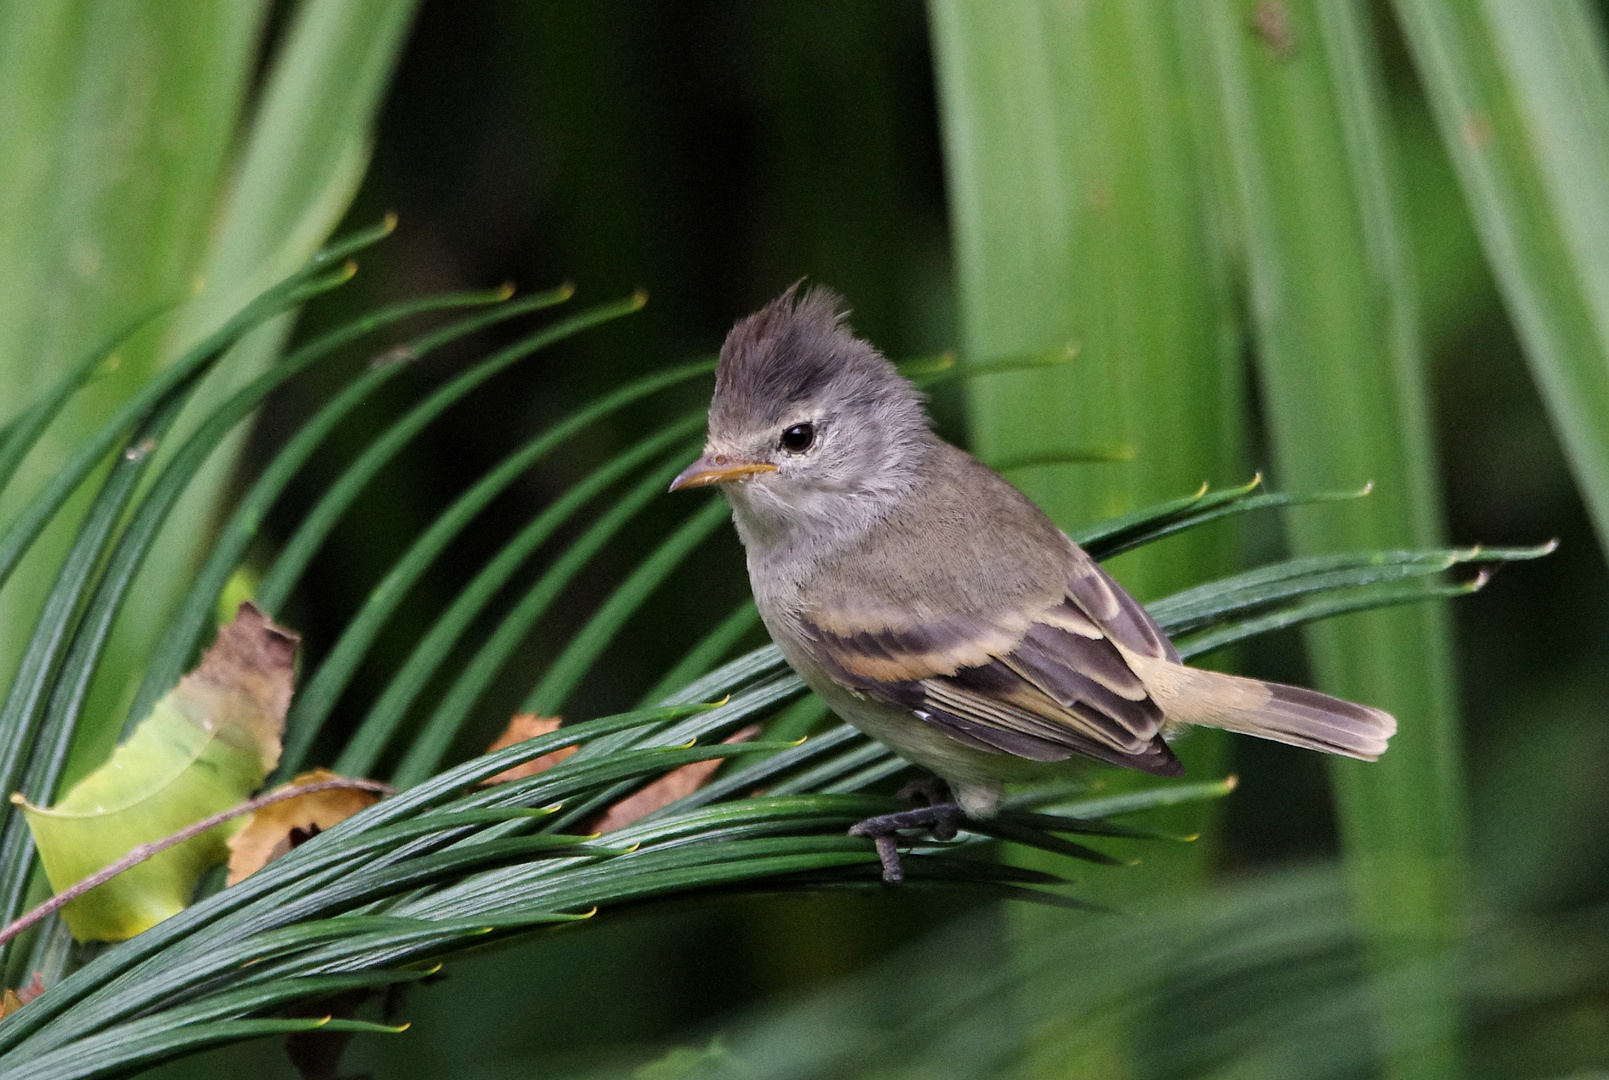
[16,605,295,941]
[1190,3,1463,1076]
[64,0,421,831]
[1392,0,1609,558]
[928,0,1244,980]
[0,0,266,813]
[929,0,1244,601]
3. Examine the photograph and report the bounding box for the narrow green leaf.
[254,296,658,613]
[345,417,705,780]
[391,453,698,786]
[0,398,192,947]
[523,497,732,715]
[0,256,359,600]
[291,406,703,777]
[1038,776,1240,821]
[1079,480,1372,562]
[129,287,566,729]
[769,744,891,798]
[658,645,790,708]
[6,1016,403,1080]
[0,300,178,502]
[1148,544,1546,636]
[1177,575,1487,662]
[637,599,762,707]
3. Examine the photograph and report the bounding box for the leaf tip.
[1222,774,1240,793]
[558,280,576,300]
[496,281,516,300]
[632,288,649,309]
[382,211,400,233]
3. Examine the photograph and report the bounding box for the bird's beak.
[669,455,779,492]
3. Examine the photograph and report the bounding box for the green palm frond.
[583,864,1609,1080]
[0,230,1545,1077]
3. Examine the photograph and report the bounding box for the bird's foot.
[849,781,968,883]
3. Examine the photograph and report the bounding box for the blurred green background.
[2,1,1606,1077]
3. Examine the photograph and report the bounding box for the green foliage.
[18,608,290,942]
[1393,0,1609,558]
[3,4,1609,1077]
[0,229,1538,1075]
[0,0,420,819]
[928,0,1243,607]
[927,0,1245,963]
[573,865,1609,1080]
[1187,7,1465,1075]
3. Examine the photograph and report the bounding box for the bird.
[670,285,1396,881]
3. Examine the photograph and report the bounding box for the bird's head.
[671,285,932,550]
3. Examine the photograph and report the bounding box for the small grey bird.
[671,286,1395,880]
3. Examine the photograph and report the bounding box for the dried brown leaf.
[184,600,300,774]
[0,972,43,1021]
[591,726,761,834]
[482,713,575,785]
[226,768,380,885]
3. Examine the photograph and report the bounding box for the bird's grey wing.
[1062,541,1180,663]
[794,540,1184,777]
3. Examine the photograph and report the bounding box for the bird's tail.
[1120,649,1396,761]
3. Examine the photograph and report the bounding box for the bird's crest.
[712,284,918,431]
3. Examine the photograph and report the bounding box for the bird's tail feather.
[1120,650,1396,761]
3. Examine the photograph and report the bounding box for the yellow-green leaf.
[14,604,296,941]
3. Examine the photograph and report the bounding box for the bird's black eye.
[779,423,816,453]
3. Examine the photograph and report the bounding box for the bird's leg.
[848,777,968,882]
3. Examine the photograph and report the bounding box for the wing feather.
[786,455,1190,777]
[1065,547,1180,662]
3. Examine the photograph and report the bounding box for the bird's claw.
[848,797,968,883]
